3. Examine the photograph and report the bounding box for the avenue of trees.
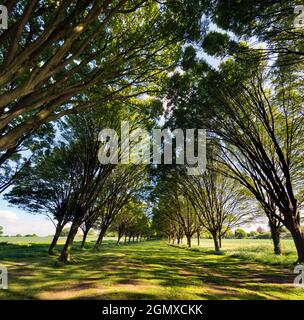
[1,1,304,264]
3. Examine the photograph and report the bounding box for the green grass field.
[0,237,303,300]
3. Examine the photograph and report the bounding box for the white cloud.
[0,210,18,223]
[0,210,55,236]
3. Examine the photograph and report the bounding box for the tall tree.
[207,63,304,261]
[0,0,206,158]
[112,199,148,245]
[93,165,147,251]
[0,122,54,194]
[176,167,250,251]
[205,0,304,64]
[5,144,76,255]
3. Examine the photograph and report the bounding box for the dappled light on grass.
[0,238,303,300]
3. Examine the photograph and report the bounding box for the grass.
[0,237,303,300]
[179,238,298,266]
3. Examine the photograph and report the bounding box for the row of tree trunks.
[169,235,222,252]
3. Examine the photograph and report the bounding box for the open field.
[0,236,114,245]
[0,237,303,300]
[181,238,298,266]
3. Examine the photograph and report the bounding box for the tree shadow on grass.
[0,240,301,300]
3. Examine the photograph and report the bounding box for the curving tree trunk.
[116,234,122,245]
[48,223,65,255]
[58,222,79,262]
[94,228,106,251]
[287,219,304,263]
[80,229,89,250]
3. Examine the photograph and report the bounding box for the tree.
[163,36,304,261]
[248,231,258,238]
[152,204,183,244]
[0,225,3,236]
[235,228,247,239]
[123,209,151,243]
[0,123,55,194]
[57,96,156,261]
[57,113,114,262]
[156,190,197,247]
[257,227,266,234]
[150,168,197,247]
[60,228,70,237]
[208,64,304,261]
[205,0,304,65]
[151,162,251,251]
[204,37,294,254]
[0,0,206,158]
[110,199,145,245]
[182,168,251,251]
[79,211,96,250]
[93,164,147,251]
[223,229,235,239]
[5,144,76,255]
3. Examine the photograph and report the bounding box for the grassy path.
[0,239,303,299]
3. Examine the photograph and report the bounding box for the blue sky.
[0,197,55,236]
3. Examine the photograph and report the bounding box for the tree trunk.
[288,222,304,263]
[117,234,122,245]
[94,228,106,251]
[269,221,281,255]
[80,229,89,250]
[48,223,64,255]
[219,236,222,249]
[58,222,79,263]
[197,231,200,247]
[186,235,191,248]
[212,233,220,252]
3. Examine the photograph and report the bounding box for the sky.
[0,199,55,236]
[0,195,265,236]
